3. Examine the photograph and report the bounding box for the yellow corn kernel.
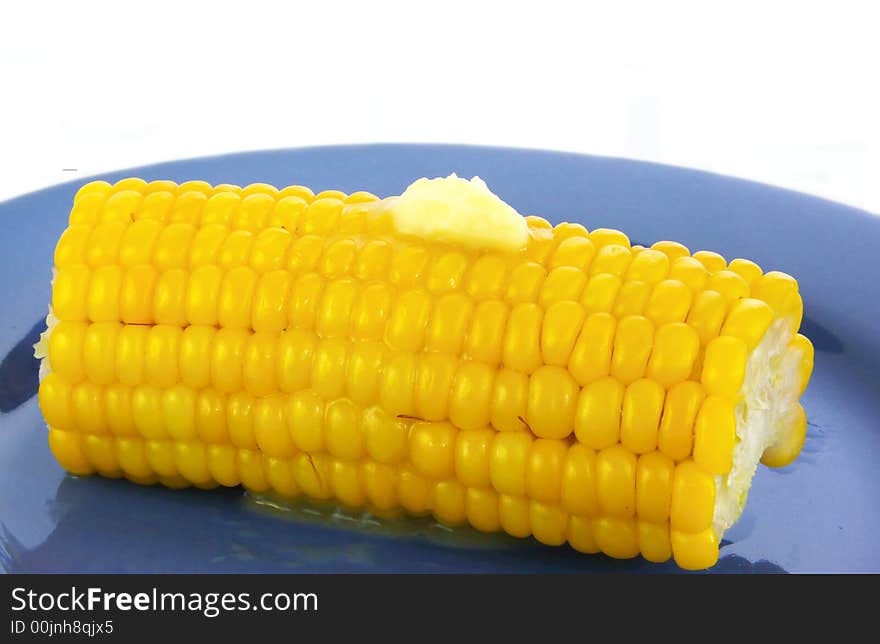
[83,322,120,385]
[343,340,384,406]
[721,298,774,350]
[362,462,398,511]
[567,515,600,553]
[707,270,749,306]
[320,238,358,278]
[526,365,577,439]
[761,403,807,468]
[490,368,529,432]
[465,255,507,299]
[625,249,670,284]
[651,241,690,262]
[561,443,599,517]
[449,361,494,430]
[100,192,141,226]
[539,266,587,306]
[580,273,622,314]
[233,194,274,232]
[116,437,153,479]
[550,236,595,270]
[646,322,700,388]
[613,280,651,317]
[432,480,467,526]
[363,408,409,465]
[505,261,546,303]
[410,421,457,479]
[48,428,94,475]
[195,389,227,444]
[575,376,623,449]
[502,303,543,373]
[692,250,726,273]
[701,336,747,398]
[686,289,727,344]
[727,258,763,287]
[670,458,716,533]
[153,269,188,326]
[104,384,137,436]
[498,494,531,538]
[412,352,457,421]
[84,434,122,477]
[315,279,358,340]
[207,444,239,487]
[385,288,432,351]
[466,488,500,533]
[211,328,249,393]
[218,230,255,269]
[644,279,692,326]
[119,219,163,267]
[69,192,106,226]
[332,460,366,508]
[464,299,508,365]
[596,445,637,518]
[610,315,654,384]
[144,325,181,388]
[789,333,814,396]
[53,264,91,322]
[454,427,494,488]
[638,521,672,563]
[153,223,196,270]
[162,385,197,441]
[186,265,222,326]
[530,501,568,546]
[71,381,106,434]
[593,517,640,559]
[657,381,705,461]
[568,312,616,385]
[490,431,533,496]
[239,449,271,493]
[620,378,665,454]
[120,265,158,324]
[668,256,709,293]
[250,227,292,273]
[636,451,674,523]
[243,332,278,396]
[590,244,632,277]
[55,224,92,267]
[135,191,175,223]
[525,438,567,503]
[86,221,129,268]
[388,244,429,287]
[323,398,363,461]
[426,250,468,293]
[378,351,416,417]
[425,293,472,354]
[672,527,719,570]
[227,392,257,449]
[218,266,257,329]
[169,191,206,226]
[285,272,323,330]
[85,265,122,322]
[38,373,76,431]
[693,396,736,475]
[48,320,87,383]
[398,465,431,515]
[590,228,630,249]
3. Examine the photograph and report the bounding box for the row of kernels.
[51,315,692,447]
[71,178,374,221]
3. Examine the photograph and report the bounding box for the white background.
[2,0,878,213]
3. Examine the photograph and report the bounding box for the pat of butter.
[390,174,529,252]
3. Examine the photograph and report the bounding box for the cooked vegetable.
[35,175,813,570]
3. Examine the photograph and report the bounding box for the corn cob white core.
[714,317,800,536]
[390,174,529,252]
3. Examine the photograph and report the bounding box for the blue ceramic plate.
[1,145,878,573]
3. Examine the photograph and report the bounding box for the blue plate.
[1,144,878,573]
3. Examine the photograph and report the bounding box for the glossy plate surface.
[1,144,877,573]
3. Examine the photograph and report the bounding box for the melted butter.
[389,174,528,252]
[244,492,519,551]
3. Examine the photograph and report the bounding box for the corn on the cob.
[35,174,814,570]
